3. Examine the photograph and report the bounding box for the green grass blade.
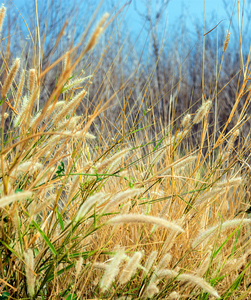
[56,207,64,230]
[32,220,57,256]
[212,226,240,259]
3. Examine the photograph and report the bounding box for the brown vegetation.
[0,1,250,299]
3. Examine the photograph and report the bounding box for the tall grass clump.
[0,1,251,299]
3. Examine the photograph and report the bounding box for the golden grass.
[0,2,250,299]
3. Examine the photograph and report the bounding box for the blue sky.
[8,0,241,30]
[6,0,249,51]
[125,0,242,39]
[127,0,228,26]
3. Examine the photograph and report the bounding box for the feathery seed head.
[74,131,96,140]
[169,130,188,146]
[28,69,36,93]
[85,13,109,53]
[63,51,71,72]
[160,155,197,177]
[193,100,212,124]
[93,262,108,270]
[96,148,129,172]
[47,131,73,146]
[231,128,240,141]
[192,218,251,248]
[0,191,32,208]
[178,274,220,298]
[15,69,26,107]
[181,114,191,129]
[13,95,29,127]
[172,155,197,171]
[153,270,220,298]
[108,214,184,232]
[143,251,158,276]
[52,89,87,125]
[30,195,55,216]
[0,112,9,124]
[215,177,242,189]
[168,291,180,299]
[103,188,143,213]
[195,187,225,207]
[24,249,35,297]
[75,257,83,277]
[100,247,126,291]
[63,75,92,92]
[119,251,143,284]
[30,100,66,128]
[226,129,240,153]
[75,192,107,222]
[156,253,172,271]
[68,175,80,202]
[223,31,231,52]
[12,161,43,177]
[195,177,242,207]
[0,4,6,34]
[157,269,178,279]
[2,58,20,98]
[196,249,212,276]
[57,116,82,131]
[145,284,159,298]
[99,12,110,27]
[27,86,39,113]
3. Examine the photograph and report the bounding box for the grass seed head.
[85,13,109,53]
[156,253,172,271]
[75,192,107,222]
[103,188,143,213]
[215,176,242,189]
[93,262,108,270]
[181,113,191,129]
[0,4,6,34]
[227,129,240,150]
[143,251,158,276]
[178,274,220,298]
[12,161,43,177]
[100,247,126,291]
[145,284,159,298]
[75,257,83,278]
[168,291,180,299]
[28,69,36,93]
[0,191,32,208]
[119,251,143,284]
[2,58,20,98]
[67,175,80,202]
[193,100,212,124]
[96,148,129,172]
[163,155,197,176]
[63,75,91,92]
[108,214,184,233]
[52,89,87,125]
[192,218,251,248]
[195,187,226,207]
[24,249,35,297]
[223,31,231,52]
[15,69,26,107]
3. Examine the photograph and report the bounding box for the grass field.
[0,1,251,299]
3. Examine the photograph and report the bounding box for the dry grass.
[0,2,251,299]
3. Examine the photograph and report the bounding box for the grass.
[0,1,251,299]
